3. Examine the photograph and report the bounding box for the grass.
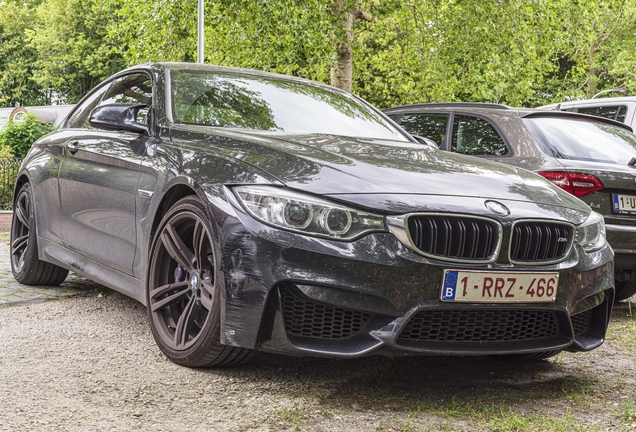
[607,304,636,355]
[269,404,309,431]
[618,398,636,423]
[375,402,604,432]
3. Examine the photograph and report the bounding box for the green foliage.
[109,0,352,83]
[0,113,54,158]
[0,0,48,106]
[351,0,634,107]
[27,0,126,103]
[0,145,18,210]
[3,0,636,109]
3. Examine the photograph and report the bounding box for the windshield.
[524,116,636,165]
[169,69,407,141]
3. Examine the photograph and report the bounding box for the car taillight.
[537,171,604,197]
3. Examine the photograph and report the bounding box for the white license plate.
[441,270,558,302]
[612,193,636,213]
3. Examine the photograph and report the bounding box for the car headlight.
[574,211,606,252]
[234,186,385,240]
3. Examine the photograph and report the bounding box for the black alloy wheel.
[147,196,254,367]
[10,182,68,285]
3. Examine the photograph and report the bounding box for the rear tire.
[614,280,636,302]
[10,183,68,285]
[147,196,255,367]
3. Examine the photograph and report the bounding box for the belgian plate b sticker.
[441,270,458,301]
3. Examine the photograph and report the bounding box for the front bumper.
[216,193,614,359]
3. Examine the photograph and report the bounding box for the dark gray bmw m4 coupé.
[11,63,614,367]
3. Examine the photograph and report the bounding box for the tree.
[28,0,126,103]
[111,0,378,90]
[0,0,48,107]
[330,0,372,91]
[4,0,636,109]
[549,0,636,100]
[352,0,568,107]
[112,0,335,81]
[0,113,53,157]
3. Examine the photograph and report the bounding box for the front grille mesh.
[280,286,372,340]
[398,309,559,343]
[407,215,499,261]
[571,309,593,336]
[510,221,572,263]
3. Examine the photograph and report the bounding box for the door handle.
[66,140,79,154]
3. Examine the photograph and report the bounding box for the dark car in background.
[11,65,614,367]
[384,103,636,301]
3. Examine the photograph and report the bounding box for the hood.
[170,126,590,213]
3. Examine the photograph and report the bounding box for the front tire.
[614,280,636,302]
[10,182,68,285]
[147,196,255,367]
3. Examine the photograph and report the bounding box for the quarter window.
[577,105,627,123]
[398,113,449,147]
[451,115,508,156]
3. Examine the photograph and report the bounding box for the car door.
[57,72,153,275]
[396,112,450,148]
[447,114,509,157]
[397,112,509,156]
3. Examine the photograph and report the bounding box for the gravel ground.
[0,239,93,306]
[0,287,634,431]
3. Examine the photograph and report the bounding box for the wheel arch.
[148,183,198,248]
[13,174,31,206]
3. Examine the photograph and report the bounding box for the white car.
[538,96,636,129]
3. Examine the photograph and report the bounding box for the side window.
[577,105,627,123]
[65,85,110,129]
[99,73,153,125]
[451,115,508,156]
[398,113,449,147]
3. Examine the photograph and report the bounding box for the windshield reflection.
[170,70,407,141]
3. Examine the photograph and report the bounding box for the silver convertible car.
[11,63,613,367]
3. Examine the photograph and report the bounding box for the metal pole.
[197,0,204,63]
[591,87,625,99]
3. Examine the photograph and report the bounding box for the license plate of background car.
[612,193,636,213]
[441,270,558,302]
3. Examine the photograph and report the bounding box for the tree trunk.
[331,10,355,92]
[330,7,371,92]
[586,44,598,98]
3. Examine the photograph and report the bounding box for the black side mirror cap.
[89,104,148,134]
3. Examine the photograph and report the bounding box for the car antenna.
[628,157,636,167]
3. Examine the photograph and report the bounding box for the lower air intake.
[571,309,593,336]
[279,286,373,340]
[398,309,559,343]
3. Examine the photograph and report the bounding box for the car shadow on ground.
[86,289,629,414]
[207,342,597,412]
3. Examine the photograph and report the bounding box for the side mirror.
[89,104,148,134]
[412,135,439,148]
